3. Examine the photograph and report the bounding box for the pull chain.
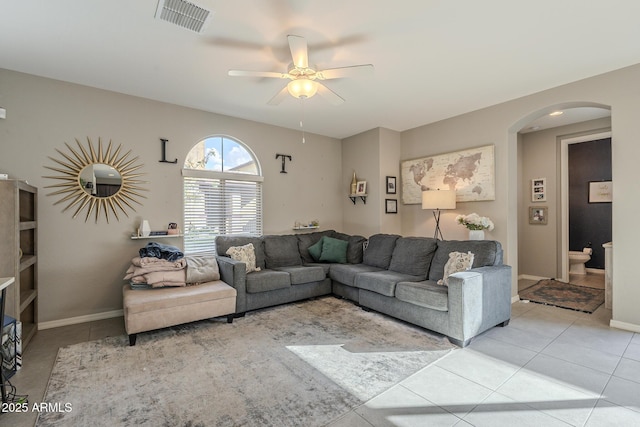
[300,97,306,143]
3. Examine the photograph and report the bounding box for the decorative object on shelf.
[401,144,495,204]
[422,189,457,240]
[529,206,548,225]
[293,220,319,230]
[386,176,396,194]
[355,181,367,195]
[159,138,178,164]
[385,199,397,214]
[43,137,147,223]
[140,220,151,237]
[350,171,357,195]
[531,177,546,202]
[456,213,494,240]
[275,153,292,173]
[167,222,180,235]
[588,180,612,203]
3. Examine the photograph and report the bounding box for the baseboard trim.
[511,295,521,304]
[610,319,640,333]
[518,274,548,281]
[586,268,605,275]
[39,309,123,330]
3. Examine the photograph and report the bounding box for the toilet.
[569,247,593,275]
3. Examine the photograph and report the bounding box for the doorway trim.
[559,130,611,282]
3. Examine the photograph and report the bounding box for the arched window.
[183,136,263,254]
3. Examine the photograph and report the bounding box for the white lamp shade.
[287,79,318,99]
[422,190,456,210]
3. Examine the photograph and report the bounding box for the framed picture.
[531,178,546,202]
[356,181,367,195]
[529,206,548,225]
[386,176,397,194]
[385,199,398,214]
[589,181,612,203]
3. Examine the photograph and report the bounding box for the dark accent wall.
[568,138,612,269]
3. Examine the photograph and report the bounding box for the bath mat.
[520,279,604,313]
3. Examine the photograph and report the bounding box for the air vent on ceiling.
[155,0,213,34]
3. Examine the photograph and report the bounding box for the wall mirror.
[44,137,147,223]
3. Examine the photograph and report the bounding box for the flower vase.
[140,220,151,237]
[469,230,485,240]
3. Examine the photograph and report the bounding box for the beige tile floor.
[7,273,637,427]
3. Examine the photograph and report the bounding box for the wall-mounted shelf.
[130,234,183,240]
[349,194,367,204]
[293,226,319,231]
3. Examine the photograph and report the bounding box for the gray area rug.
[37,296,454,426]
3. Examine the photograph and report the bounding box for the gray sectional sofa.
[215,230,511,346]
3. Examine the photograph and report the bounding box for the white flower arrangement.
[456,213,495,231]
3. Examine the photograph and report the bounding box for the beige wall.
[341,127,402,237]
[400,63,640,330]
[0,69,342,323]
[518,118,611,279]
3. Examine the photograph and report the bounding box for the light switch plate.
[0,108,6,119]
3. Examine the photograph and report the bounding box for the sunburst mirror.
[44,137,147,223]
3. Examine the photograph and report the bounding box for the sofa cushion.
[319,236,349,263]
[329,263,384,287]
[355,270,425,297]
[428,240,501,281]
[245,269,291,293]
[298,231,333,263]
[275,265,326,285]
[396,280,449,312]
[363,234,400,268]
[333,232,367,264]
[264,235,302,268]
[216,236,266,270]
[439,251,474,286]
[303,262,331,275]
[226,243,261,273]
[388,237,438,277]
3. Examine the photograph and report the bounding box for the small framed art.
[385,199,398,214]
[529,206,548,225]
[356,181,367,195]
[531,178,546,202]
[386,176,397,194]
[588,181,612,203]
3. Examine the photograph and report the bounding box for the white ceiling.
[1,0,635,139]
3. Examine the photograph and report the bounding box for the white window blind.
[183,175,262,254]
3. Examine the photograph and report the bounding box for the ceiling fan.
[228,35,373,106]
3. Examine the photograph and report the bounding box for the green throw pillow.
[307,238,324,261]
[319,236,348,264]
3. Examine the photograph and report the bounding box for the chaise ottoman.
[122,280,237,346]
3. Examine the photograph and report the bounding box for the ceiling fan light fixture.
[287,79,318,99]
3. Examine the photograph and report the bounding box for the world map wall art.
[401,144,495,204]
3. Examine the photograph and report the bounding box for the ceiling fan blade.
[288,35,308,69]
[316,64,374,80]
[267,86,290,106]
[316,82,345,105]
[228,70,288,79]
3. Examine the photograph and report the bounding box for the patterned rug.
[520,279,605,313]
[37,296,454,426]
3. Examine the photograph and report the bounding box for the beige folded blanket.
[132,256,187,268]
[132,269,187,288]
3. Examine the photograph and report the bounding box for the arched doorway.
[507,102,611,298]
